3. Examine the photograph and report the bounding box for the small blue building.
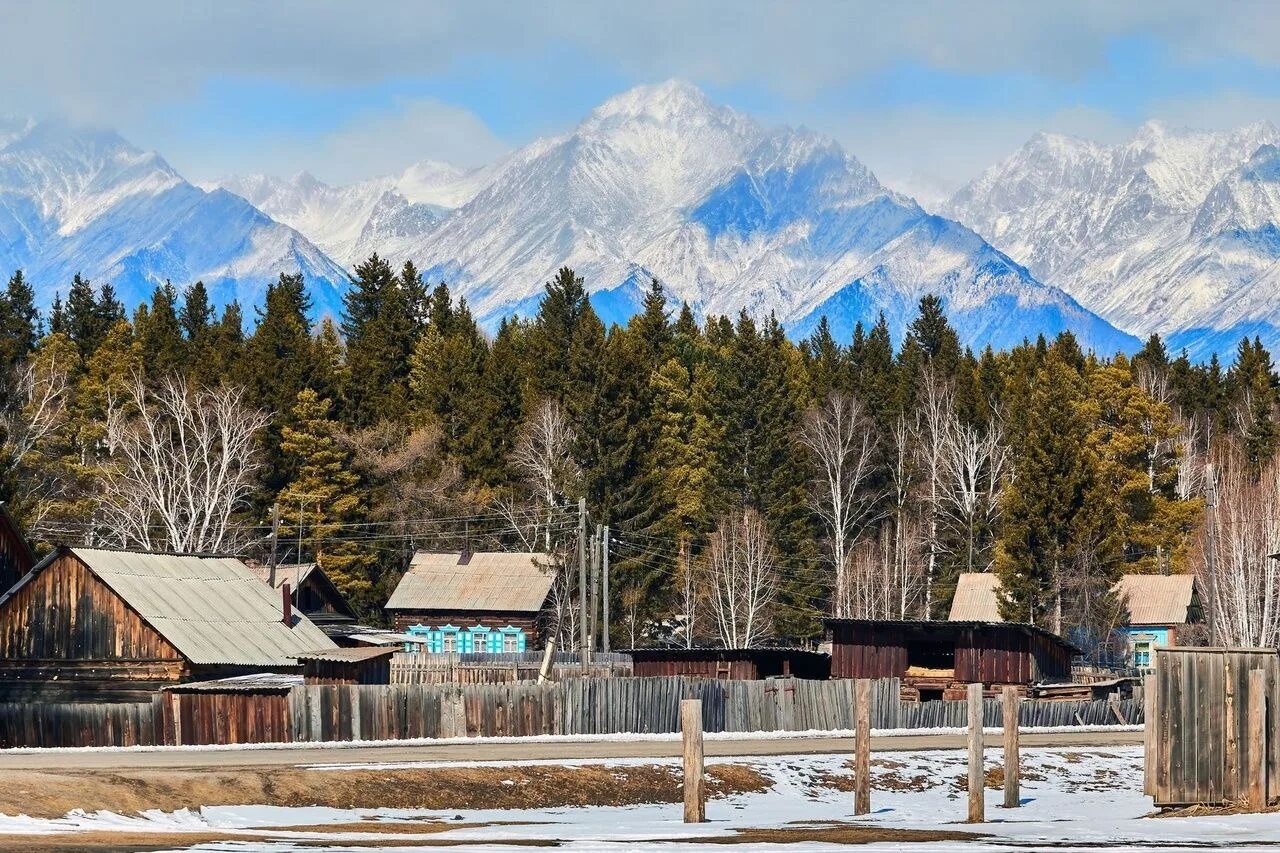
[404,623,528,654]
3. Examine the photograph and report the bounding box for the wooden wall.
[829,622,909,679]
[632,657,759,680]
[389,611,538,633]
[164,690,292,746]
[303,656,392,685]
[0,507,34,594]
[1151,648,1280,807]
[0,553,186,700]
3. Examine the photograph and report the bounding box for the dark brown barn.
[0,502,36,593]
[297,647,395,685]
[626,647,831,680]
[385,551,554,637]
[827,619,1076,700]
[0,546,336,701]
[250,561,357,635]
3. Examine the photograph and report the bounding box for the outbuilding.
[0,502,36,593]
[826,618,1077,700]
[385,551,555,652]
[0,546,336,701]
[297,646,395,685]
[250,561,358,637]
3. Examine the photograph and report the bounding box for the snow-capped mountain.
[0,117,350,315]
[324,81,1130,352]
[945,121,1280,359]
[213,160,491,266]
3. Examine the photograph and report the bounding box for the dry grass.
[0,830,558,850]
[1153,799,1280,818]
[0,762,770,819]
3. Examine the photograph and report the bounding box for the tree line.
[0,257,1277,653]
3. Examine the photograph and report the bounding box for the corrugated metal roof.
[1115,574,1197,626]
[295,646,396,662]
[948,571,1197,627]
[247,562,316,590]
[385,551,555,614]
[165,672,303,693]
[70,547,336,666]
[948,573,1002,621]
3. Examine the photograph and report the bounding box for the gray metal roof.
[68,547,336,666]
[385,551,555,614]
[295,646,396,663]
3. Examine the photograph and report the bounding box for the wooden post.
[854,678,871,815]
[602,525,611,653]
[577,497,588,668]
[1248,668,1268,812]
[967,683,984,823]
[168,691,182,746]
[537,638,557,685]
[1002,686,1019,809]
[681,698,706,823]
[1143,673,1156,797]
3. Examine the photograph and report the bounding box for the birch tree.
[0,337,75,530]
[99,375,267,552]
[799,392,878,616]
[507,399,579,552]
[702,508,778,647]
[1199,448,1280,647]
[938,417,1008,575]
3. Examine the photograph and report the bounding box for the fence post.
[1248,668,1268,812]
[681,698,706,823]
[1143,673,1156,797]
[1002,686,1019,809]
[967,683,984,823]
[854,678,871,815]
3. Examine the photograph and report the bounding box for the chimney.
[282,581,293,626]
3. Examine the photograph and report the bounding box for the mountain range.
[12,82,1280,359]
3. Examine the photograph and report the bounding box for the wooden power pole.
[577,497,588,659]
[601,525,611,654]
[268,503,280,588]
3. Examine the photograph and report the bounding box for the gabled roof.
[948,573,1001,622]
[0,502,36,591]
[2,546,336,666]
[247,561,356,619]
[385,551,555,614]
[1115,573,1198,626]
[948,571,1199,627]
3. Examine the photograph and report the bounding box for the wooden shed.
[0,546,336,701]
[0,502,36,594]
[250,561,357,636]
[827,618,1076,700]
[297,646,395,685]
[385,551,555,647]
[625,647,831,680]
[163,672,300,746]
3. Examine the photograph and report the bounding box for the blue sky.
[5,1,1280,201]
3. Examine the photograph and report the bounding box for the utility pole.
[577,497,588,657]
[602,525,611,653]
[268,503,281,587]
[590,523,602,653]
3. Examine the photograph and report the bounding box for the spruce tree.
[135,282,184,377]
[0,270,39,380]
[341,255,419,427]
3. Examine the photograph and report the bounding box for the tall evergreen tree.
[341,255,419,426]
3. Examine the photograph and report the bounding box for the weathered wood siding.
[0,506,34,593]
[164,690,292,746]
[1151,647,1280,807]
[303,656,392,685]
[829,622,909,679]
[389,653,632,684]
[0,553,185,700]
[0,697,163,748]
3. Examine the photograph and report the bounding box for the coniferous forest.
[1,256,1278,656]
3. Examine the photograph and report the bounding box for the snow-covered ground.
[2,746,1277,850]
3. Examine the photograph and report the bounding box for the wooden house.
[0,546,337,701]
[948,571,1202,668]
[625,647,831,680]
[296,646,395,685]
[0,502,36,594]
[385,551,555,651]
[826,618,1076,700]
[250,561,357,635]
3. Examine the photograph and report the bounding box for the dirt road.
[0,729,1142,771]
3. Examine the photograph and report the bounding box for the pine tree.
[180,281,214,342]
[135,282,184,377]
[0,270,39,380]
[409,290,490,474]
[277,388,375,606]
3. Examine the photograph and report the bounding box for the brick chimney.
[282,581,293,626]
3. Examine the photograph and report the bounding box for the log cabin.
[0,546,336,701]
[384,551,555,652]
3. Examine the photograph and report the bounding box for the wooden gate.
[1149,647,1280,807]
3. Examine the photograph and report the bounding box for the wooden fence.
[0,697,163,749]
[389,652,633,684]
[1149,647,1280,807]
[0,675,1145,749]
